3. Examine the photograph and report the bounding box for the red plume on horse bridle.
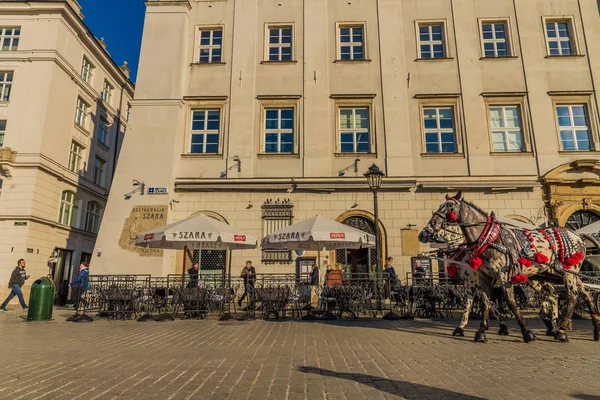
[447,211,457,221]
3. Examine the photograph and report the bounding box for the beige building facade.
[94,0,600,280]
[0,0,134,299]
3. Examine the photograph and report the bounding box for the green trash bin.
[27,277,55,321]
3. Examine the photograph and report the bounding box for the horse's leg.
[453,294,472,337]
[555,273,579,342]
[473,278,495,343]
[503,284,536,343]
[574,275,600,341]
[527,280,555,336]
[491,301,509,336]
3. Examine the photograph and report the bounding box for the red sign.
[330,232,346,239]
[234,235,246,242]
[144,233,154,240]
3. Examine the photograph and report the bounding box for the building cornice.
[145,0,192,10]
[0,214,98,238]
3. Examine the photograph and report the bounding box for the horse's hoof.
[474,331,487,343]
[554,330,569,342]
[452,327,465,337]
[522,330,536,343]
[594,328,599,342]
[546,328,555,337]
[498,325,509,336]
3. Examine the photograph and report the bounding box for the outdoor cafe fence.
[72,271,600,322]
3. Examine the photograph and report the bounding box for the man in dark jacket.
[238,260,256,307]
[70,262,89,310]
[187,262,200,289]
[0,258,30,311]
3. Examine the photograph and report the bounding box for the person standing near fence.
[187,262,199,289]
[0,258,30,311]
[70,262,89,310]
[310,263,320,304]
[238,261,256,308]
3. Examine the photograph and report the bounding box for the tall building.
[94,0,600,280]
[0,0,134,298]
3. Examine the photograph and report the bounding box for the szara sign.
[147,187,168,195]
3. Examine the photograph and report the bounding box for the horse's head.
[418,190,463,243]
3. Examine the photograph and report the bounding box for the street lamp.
[364,163,384,272]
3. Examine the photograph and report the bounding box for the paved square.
[0,310,599,400]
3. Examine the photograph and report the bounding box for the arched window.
[85,201,102,234]
[59,191,78,227]
[566,210,600,231]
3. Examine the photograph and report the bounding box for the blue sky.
[79,0,146,82]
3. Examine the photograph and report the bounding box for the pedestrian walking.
[310,263,320,305]
[70,262,89,310]
[187,262,200,289]
[238,260,256,307]
[0,258,30,311]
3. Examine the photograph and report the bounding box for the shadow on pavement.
[571,395,600,400]
[297,366,485,399]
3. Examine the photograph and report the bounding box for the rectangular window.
[190,110,220,154]
[261,199,293,264]
[339,25,365,60]
[339,107,370,153]
[419,24,445,59]
[81,57,93,83]
[0,71,13,101]
[102,80,113,104]
[75,98,89,129]
[126,103,131,122]
[199,29,222,63]
[264,108,294,153]
[0,120,6,148]
[268,26,292,61]
[68,141,83,173]
[97,118,108,146]
[0,28,19,51]
[482,22,509,57]
[93,157,105,186]
[489,105,524,152]
[546,21,573,56]
[556,104,592,151]
[423,107,456,153]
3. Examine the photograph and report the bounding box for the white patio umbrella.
[576,220,600,237]
[135,214,257,250]
[261,215,375,263]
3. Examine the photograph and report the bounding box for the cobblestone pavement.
[0,310,599,400]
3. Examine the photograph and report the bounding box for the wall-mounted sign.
[147,187,168,195]
[14,222,27,226]
[118,205,168,257]
[26,248,33,253]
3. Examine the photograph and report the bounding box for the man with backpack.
[0,258,30,311]
[238,260,256,308]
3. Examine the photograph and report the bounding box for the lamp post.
[364,164,384,273]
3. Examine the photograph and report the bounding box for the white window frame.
[337,106,371,154]
[422,106,457,154]
[197,27,223,64]
[102,80,113,105]
[479,20,511,58]
[488,105,526,152]
[0,120,6,148]
[68,141,83,173]
[75,97,89,129]
[93,156,106,187]
[85,201,102,234]
[0,71,13,101]
[555,103,593,151]
[543,17,579,56]
[189,109,220,154]
[81,57,94,83]
[0,27,20,51]
[416,22,447,59]
[97,117,109,146]
[265,24,293,62]
[263,108,295,154]
[337,23,366,61]
[59,191,78,227]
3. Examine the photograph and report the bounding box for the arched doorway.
[335,216,377,275]
[565,210,600,231]
[179,211,229,281]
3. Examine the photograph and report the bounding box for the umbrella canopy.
[261,215,376,251]
[135,214,257,250]
[577,220,600,236]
